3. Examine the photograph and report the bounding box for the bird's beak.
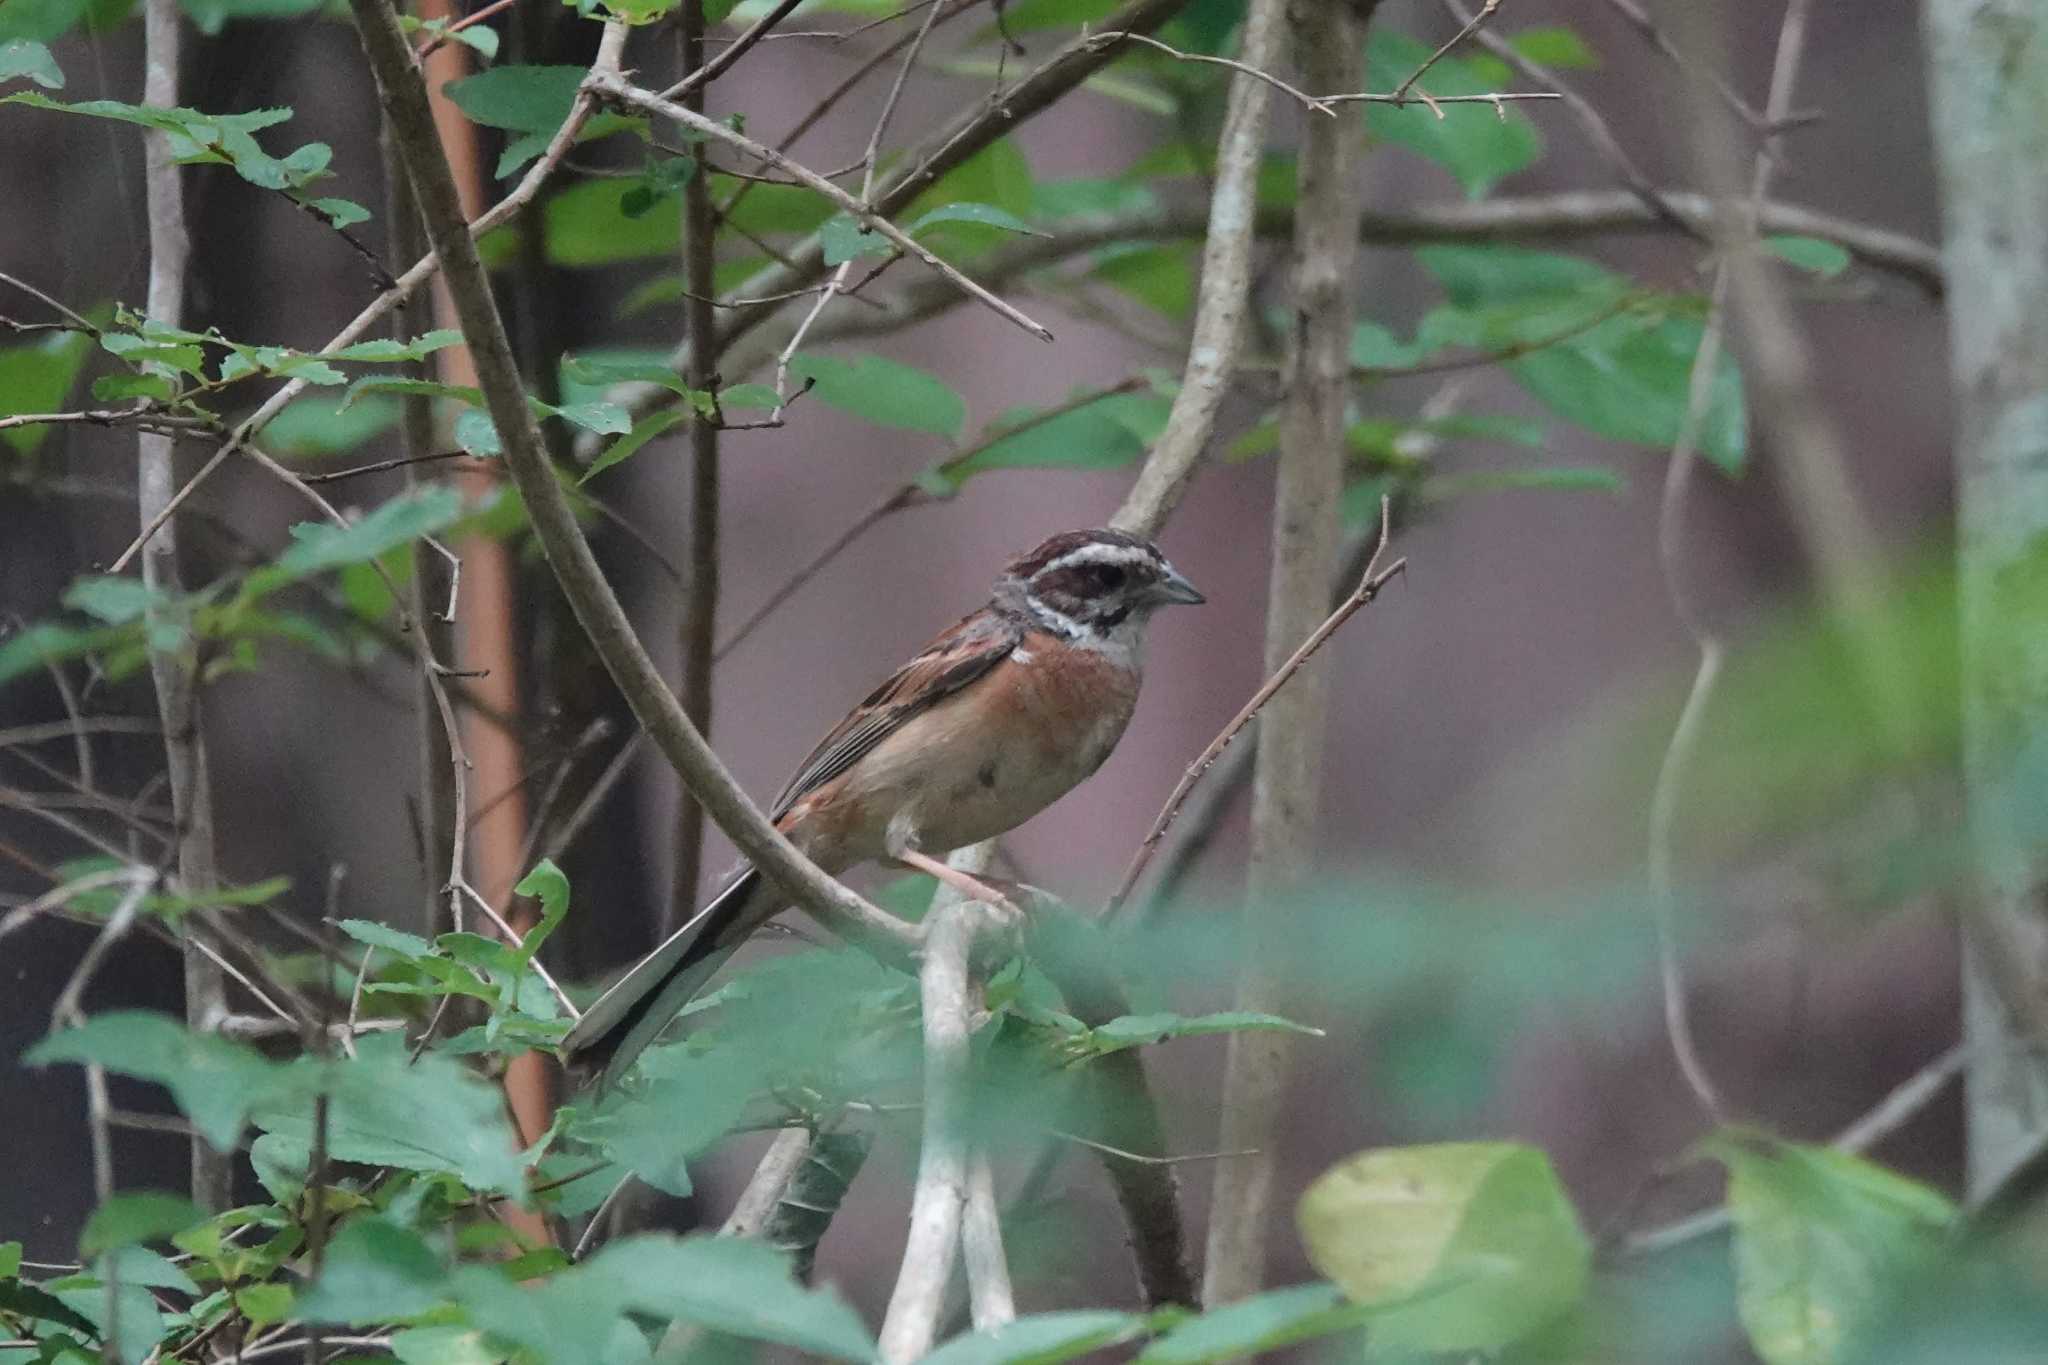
[1153,563,1206,606]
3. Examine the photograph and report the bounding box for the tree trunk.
[1921,0,2048,1197]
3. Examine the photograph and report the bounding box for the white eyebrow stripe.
[1036,543,1155,575]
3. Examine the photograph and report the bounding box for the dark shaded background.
[1,0,1959,1333]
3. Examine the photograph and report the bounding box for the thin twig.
[1108,500,1405,916]
[659,0,806,101]
[454,880,580,1019]
[1391,0,1498,105]
[588,74,1052,343]
[105,21,632,577]
[1082,29,1337,115]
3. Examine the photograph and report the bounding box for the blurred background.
[0,0,1966,1340]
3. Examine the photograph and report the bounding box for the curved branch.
[348,0,919,968]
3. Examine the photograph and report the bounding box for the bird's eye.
[1092,564,1127,590]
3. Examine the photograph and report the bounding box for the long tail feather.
[564,866,770,1089]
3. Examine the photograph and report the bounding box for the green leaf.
[1090,243,1193,318]
[0,37,62,86]
[715,382,779,410]
[923,1310,1150,1365]
[1137,1283,1369,1365]
[443,64,583,132]
[80,1192,205,1255]
[907,200,1046,248]
[327,330,465,362]
[63,576,171,625]
[264,486,466,586]
[250,1034,527,1194]
[510,859,570,968]
[1296,1141,1590,1354]
[930,388,1169,491]
[1703,1134,1957,1365]
[260,394,401,458]
[0,327,92,454]
[0,1240,18,1277]
[1077,1010,1322,1055]
[26,1011,284,1151]
[581,1235,875,1360]
[1509,25,1598,69]
[789,351,965,438]
[1364,31,1542,198]
[295,1217,449,1326]
[1763,234,1852,278]
[453,409,500,457]
[1419,245,1747,472]
[337,918,436,960]
[541,399,631,436]
[543,178,680,266]
[0,0,91,44]
[579,406,686,484]
[820,212,891,266]
[99,1245,197,1296]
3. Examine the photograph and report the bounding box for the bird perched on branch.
[563,527,1205,1087]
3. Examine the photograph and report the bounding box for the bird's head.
[996,528,1204,640]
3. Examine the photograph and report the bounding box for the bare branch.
[586,72,1053,344]
[1110,0,1288,537]
[1109,502,1405,917]
[348,0,921,972]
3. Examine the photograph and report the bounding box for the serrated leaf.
[337,918,435,960]
[1296,1141,1589,1354]
[510,859,569,969]
[788,351,964,438]
[328,330,464,362]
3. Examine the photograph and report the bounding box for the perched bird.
[563,527,1204,1086]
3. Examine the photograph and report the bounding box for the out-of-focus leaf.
[821,212,890,266]
[296,1217,448,1325]
[1704,1134,1957,1365]
[250,1034,527,1194]
[1137,1283,1368,1365]
[788,351,964,438]
[544,179,680,266]
[1364,31,1542,197]
[918,1310,1152,1365]
[80,1192,205,1255]
[337,918,435,960]
[260,394,401,458]
[1763,234,1852,278]
[0,0,91,43]
[580,1235,875,1360]
[1296,1141,1590,1353]
[1420,245,1746,472]
[0,37,62,86]
[26,1011,284,1151]
[928,387,1170,492]
[1073,1010,1323,1056]
[1091,243,1193,318]
[0,327,92,455]
[510,859,569,968]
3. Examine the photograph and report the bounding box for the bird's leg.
[895,847,1024,921]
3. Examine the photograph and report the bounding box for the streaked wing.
[769,609,1022,819]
